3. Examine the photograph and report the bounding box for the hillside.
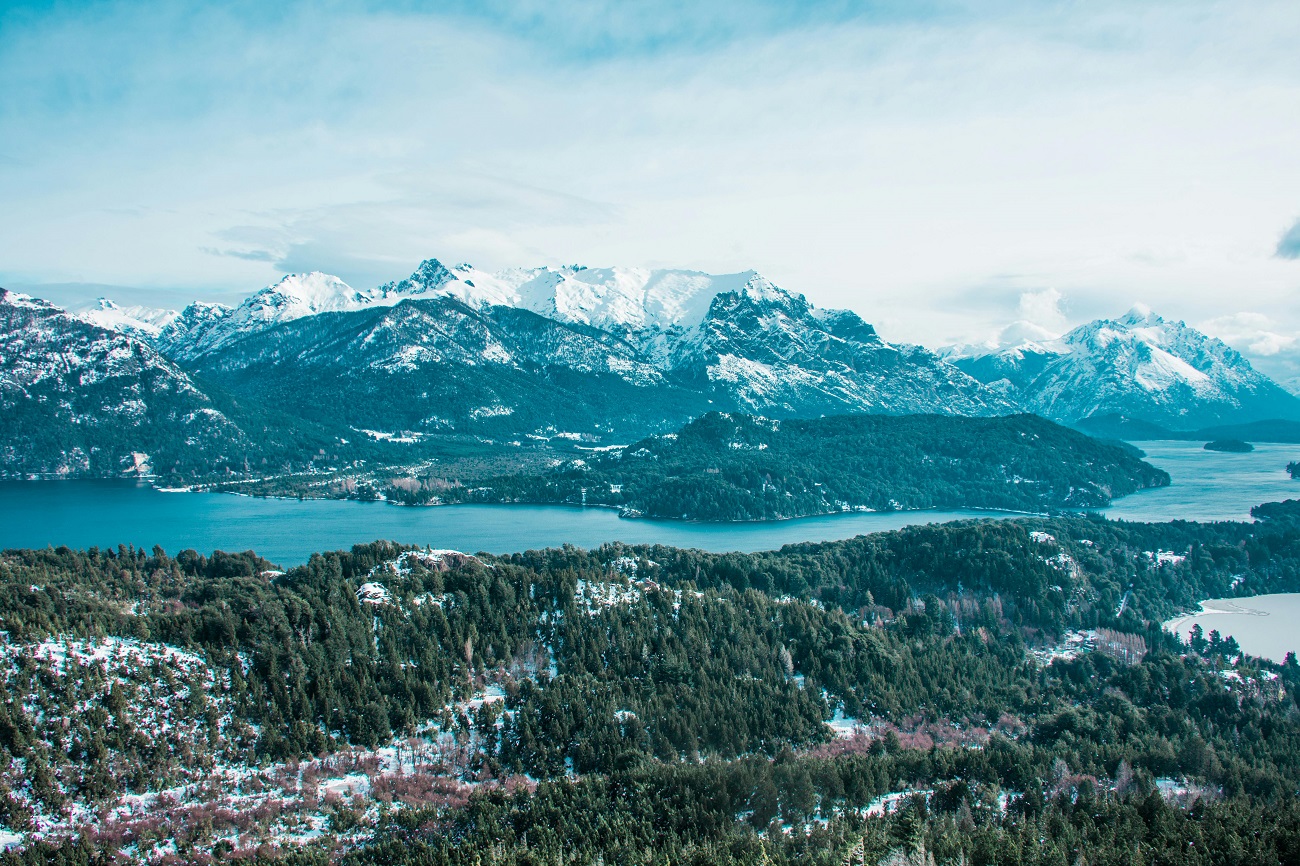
[0,511,1298,861]
[390,412,1170,519]
[0,289,247,477]
[0,289,448,484]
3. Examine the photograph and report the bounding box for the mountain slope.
[75,298,179,340]
[955,306,1300,428]
[0,289,246,476]
[156,272,382,361]
[183,296,717,439]
[671,275,1012,416]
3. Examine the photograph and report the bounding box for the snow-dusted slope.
[0,289,245,476]
[669,274,1014,416]
[376,258,1012,417]
[75,298,179,340]
[957,306,1300,428]
[186,295,715,438]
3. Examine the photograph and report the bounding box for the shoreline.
[1163,596,1274,636]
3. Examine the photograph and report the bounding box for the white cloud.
[1016,288,1067,333]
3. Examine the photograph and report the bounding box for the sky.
[2,0,1299,387]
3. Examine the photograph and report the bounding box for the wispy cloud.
[1277,217,1300,259]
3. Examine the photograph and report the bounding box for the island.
[1204,439,1254,453]
[376,412,1171,520]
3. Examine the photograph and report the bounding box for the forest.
[0,501,1298,862]
[390,412,1170,519]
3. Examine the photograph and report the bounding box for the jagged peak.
[1117,303,1161,327]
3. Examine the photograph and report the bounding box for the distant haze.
[2,1,1298,386]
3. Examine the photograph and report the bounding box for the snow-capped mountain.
[156,263,754,363]
[0,289,246,476]
[75,298,179,340]
[671,275,1013,416]
[954,305,1300,428]
[157,272,386,361]
[376,258,760,354]
[151,258,1011,435]
[184,295,715,438]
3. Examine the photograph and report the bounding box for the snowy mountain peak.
[0,288,51,311]
[1119,303,1158,326]
[956,305,1300,427]
[375,258,781,337]
[245,272,369,319]
[75,297,179,339]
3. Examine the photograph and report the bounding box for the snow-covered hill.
[954,306,1300,428]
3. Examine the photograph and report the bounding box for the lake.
[0,438,1294,565]
[0,479,1013,565]
[1101,440,1297,522]
[1164,593,1300,664]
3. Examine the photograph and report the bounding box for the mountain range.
[5,257,1300,481]
[146,260,1013,438]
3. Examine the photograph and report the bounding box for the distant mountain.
[157,272,386,361]
[75,298,179,340]
[149,259,1011,438]
[0,289,245,476]
[1074,414,1300,444]
[953,306,1300,429]
[669,274,1011,416]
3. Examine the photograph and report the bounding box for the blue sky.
[2,0,1299,383]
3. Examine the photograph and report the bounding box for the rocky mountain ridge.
[28,257,1300,447]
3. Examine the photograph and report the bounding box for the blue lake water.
[0,438,1294,565]
[1100,440,1297,523]
[1164,594,1300,664]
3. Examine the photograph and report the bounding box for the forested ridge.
[0,502,1298,862]
[391,412,1170,519]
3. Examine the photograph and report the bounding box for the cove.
[1164,594,1300,664]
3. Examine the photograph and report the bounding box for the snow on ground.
[574,578,642,614]
[826,705,864,739]
[356,582,392,605]
[1030,630,1094,666]
[865,790,933,817]
[14,636,208,677]
[1144,550,1187,566]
